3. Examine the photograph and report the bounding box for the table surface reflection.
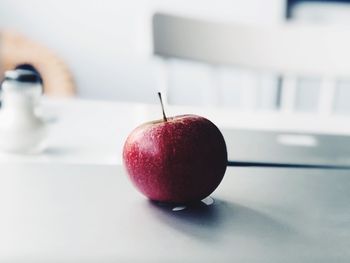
[0,163,349,262]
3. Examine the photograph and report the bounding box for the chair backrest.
[153,13,350,114]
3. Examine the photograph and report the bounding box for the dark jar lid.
[4,69,42,84]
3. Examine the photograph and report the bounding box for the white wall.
[0,0,285,103]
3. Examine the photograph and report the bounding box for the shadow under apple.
[146,198,298,244]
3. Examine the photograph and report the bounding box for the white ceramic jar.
[0,69,46,154]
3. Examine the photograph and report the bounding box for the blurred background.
[1,0,350,113]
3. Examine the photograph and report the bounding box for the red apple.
[123,97,227,203]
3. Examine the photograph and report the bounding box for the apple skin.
[123,114,227,204]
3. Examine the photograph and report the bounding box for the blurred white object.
[153,13,350,114]
[0,70,46,154]
[290,1,350,114]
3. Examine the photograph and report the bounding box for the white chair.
[152,13,350,115]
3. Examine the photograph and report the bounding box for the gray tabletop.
[0,163,349,262]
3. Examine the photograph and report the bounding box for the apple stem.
[157,92,168,122]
